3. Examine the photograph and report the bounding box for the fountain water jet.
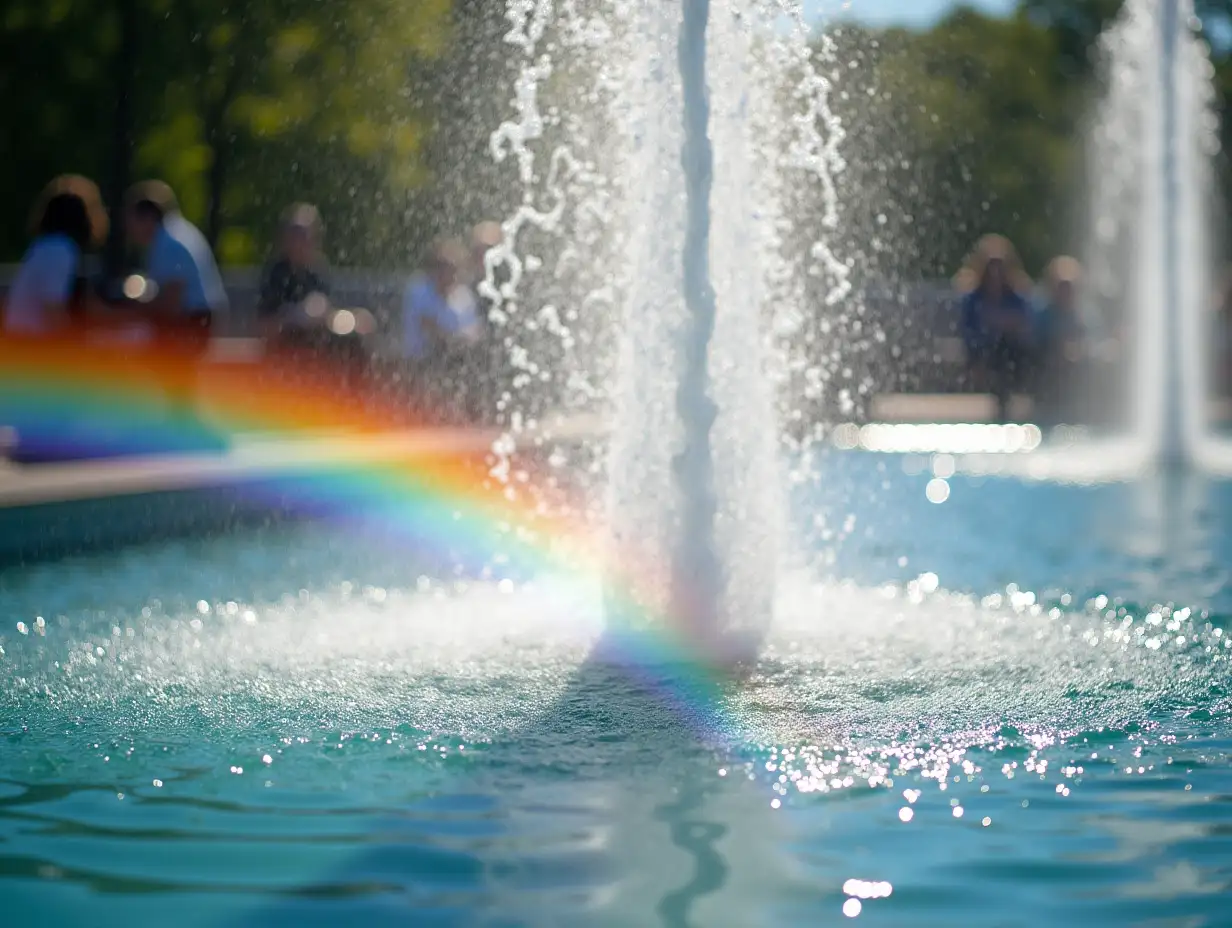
[1087,0,1216,468]
[671,0,724,646]
[484,3,845,657]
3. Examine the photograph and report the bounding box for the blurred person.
[400,238,482,420]
[125,180,228,334]
[125,181,228,435]
[1,176,112,461]
[1034,257,1091,426]
[3,175,109,337]
[955,234,1035,423]
[256,204,376,396]
[257,203,331,342]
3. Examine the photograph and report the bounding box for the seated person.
[4,175,109,338]
[124,181,230,448]
[2,176,111,460]
[258,203,331,344]
[955,235,1035,423]
[401,239,482,419]
[1034,256,1091,426]
[125,180,229,343]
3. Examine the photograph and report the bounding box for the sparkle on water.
[3,466,1232,924]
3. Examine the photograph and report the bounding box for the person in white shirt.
[4,175,109,337]
[124,181,228,425]
[125,181,229,328]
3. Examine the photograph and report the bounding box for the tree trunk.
[205,134,227,253]
[105,0,138,279]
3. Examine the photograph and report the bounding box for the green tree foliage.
[0,0,458,266]
[830,8,1083,280]
[0,2,119,257]
[826,1,1232,282]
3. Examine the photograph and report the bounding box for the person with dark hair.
[955,235,1036,423]
[124,181,228,426]
[125,180,229,327]
[3,175,108,336]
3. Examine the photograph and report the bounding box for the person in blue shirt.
[125,181,228,327]
[956,235,1035,423]
[124,181,228,445]
[400,238,483,421]
[4,175,109,338]
[2,176,112,461]
[1033,256,1091,426]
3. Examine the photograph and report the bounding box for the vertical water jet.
[672,0,724,646]
[1160,0,1187,466]
[1087,0,1215,467]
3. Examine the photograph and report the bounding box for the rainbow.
[0,337,738,740]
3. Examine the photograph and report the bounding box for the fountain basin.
[3,457,1230,926]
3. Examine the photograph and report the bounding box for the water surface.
[2,453,1230,926]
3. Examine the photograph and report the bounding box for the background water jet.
[1086,0,1217,468]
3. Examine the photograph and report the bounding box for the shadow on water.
[0,499,789,927]
[207,639,774,928]
[0,638,775,926]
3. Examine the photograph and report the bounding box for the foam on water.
[5,555,1228,753]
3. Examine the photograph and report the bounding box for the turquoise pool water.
[2,453,1231,926]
